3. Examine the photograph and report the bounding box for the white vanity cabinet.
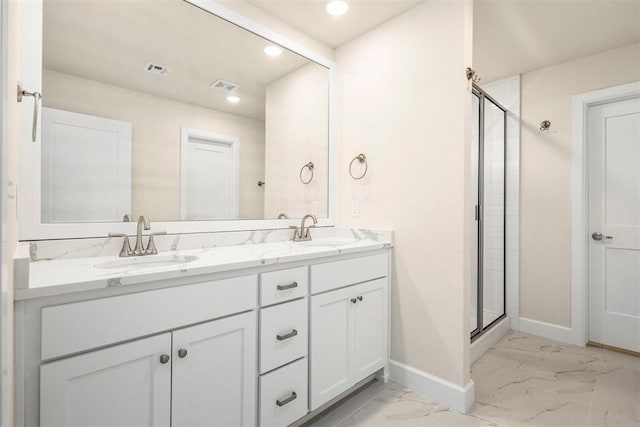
[33,275,258,427]
[17,248,391,427]
[40,311,256,427]
[171,312,257,427]
[258,266,309,426]
[309,254,389,411]
[40,312,256,427]
[40,333,172,426]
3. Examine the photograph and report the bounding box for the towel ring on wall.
[349,153,368,180]
[299,162,314,184]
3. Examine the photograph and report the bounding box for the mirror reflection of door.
[41,108,132,223]
[179,128,239,220]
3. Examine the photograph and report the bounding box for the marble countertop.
[16,236,390,300]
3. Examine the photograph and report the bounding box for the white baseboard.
[388,360,475,413]
[471,317,510,363]
[509,316,519,330]
[518,317,581,345]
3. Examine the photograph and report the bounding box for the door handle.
[592,232,613,241]
[17,81,42,143]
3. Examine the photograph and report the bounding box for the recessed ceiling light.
[227,95,240,104]
[326,0,349,16]
[264,45,283,57]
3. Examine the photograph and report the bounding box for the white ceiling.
[246,0,639,82]
[43,0,321,121]
[247,0,422,48]
[473,0,640,83]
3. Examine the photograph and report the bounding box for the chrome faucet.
[109,215,166,257]
[292,214,317,242]
[134,215,151,255]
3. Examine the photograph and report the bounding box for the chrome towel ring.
[299,162,314,184]
[349,153,368,180]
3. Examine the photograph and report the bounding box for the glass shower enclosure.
[470,84,507,340]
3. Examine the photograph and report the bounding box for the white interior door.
[180,128,239,220]
[588,96,640,352]
[41,107,132,222]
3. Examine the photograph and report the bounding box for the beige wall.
[336,0,473,386]
[264,64,329,219]
[43,69,265,221]
[520,43,640,327]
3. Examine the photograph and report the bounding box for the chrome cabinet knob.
[357,296,363,301]
[178,349,188,358]
[351,298,357,304]
[159,354,170,364]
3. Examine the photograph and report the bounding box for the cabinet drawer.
[260,266,308,307]
[41,275,257,360]
[260,299,307,374]
[260,358,308,427]
[310,253,388,294]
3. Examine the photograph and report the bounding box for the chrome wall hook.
[539,120,551,132]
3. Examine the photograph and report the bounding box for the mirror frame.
[18,0,336,240]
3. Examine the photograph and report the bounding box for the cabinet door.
[40,333,171,427]
[353,278,388,379]
[310,286,355,411]
[171,311,257,427]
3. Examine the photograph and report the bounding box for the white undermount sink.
[297,237,358,247]
[95,255,199,270]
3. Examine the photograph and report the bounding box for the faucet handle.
[109,233,132,257]
[144,231,167,255]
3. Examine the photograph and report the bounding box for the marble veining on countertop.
[15,227,392,300]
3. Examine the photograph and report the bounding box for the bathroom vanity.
[14,230,391,426]
[12,0,391,424]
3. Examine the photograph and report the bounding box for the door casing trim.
[571,81,640,346]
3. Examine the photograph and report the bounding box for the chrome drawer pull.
[277,282,298,291]
[276,391,297,407]
[277,329,298,341]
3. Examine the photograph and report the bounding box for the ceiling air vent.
[144,62,169,76]
[211,79,240,92]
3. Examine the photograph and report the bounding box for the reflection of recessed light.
[264,45,283,56]
[227,95,240,103]
[326,0,349,16]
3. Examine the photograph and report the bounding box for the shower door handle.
[17,81,42,142]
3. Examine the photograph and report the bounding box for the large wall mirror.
[19,0,334,239]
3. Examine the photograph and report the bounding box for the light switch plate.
[351,200,360,217]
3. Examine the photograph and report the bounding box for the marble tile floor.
[304,331,640,427]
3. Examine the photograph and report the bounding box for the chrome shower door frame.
[471,83,507,341]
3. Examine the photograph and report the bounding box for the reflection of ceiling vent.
[144,62,169,76]
[211,79,239,92]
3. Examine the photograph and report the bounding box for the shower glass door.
[470,85,506,340]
